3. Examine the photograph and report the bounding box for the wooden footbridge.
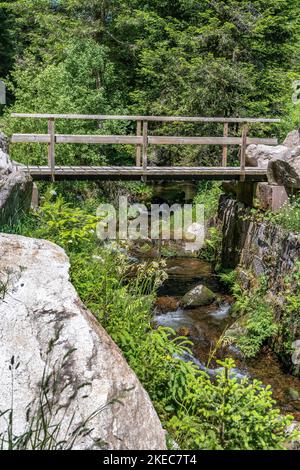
[11,114,280,182]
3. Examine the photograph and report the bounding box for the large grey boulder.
[246,144,290,168]
[267,158,300,189]
[287,147,300,173]
[181,284,216,308]
[0,234,166,450]
[0,148,13,175]
[0,132,10,174]
[245,130,300,190]
[283,129,300,148]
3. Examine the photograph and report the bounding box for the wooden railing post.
[136,120,142,166]
[48,118,55,181]
[222,122,228,166]
[240,123,248,182]
[142,120,148,181]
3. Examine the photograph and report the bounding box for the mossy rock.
[288,388,299,401]
[181,284,216,308]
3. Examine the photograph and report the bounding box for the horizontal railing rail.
[11,113,280,182]
[11,113,281,123]
[11,134,278,146]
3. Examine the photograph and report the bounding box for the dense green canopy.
[1,0,300,163]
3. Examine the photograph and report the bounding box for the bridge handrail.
[10,113,280,182]
[11,113,281,123]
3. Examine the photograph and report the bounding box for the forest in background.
[0,0,300,169]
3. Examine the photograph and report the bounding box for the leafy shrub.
[168,358,295,450]
[200,226,222,267]
[223,277,278,358]
[33,192,100,251]
[265,195,300,233]
[275,263,300,357]
[234,301,278,358]
[194,182,222,221]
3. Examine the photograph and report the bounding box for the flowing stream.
[132,182,300,419]
[154,256,300,417]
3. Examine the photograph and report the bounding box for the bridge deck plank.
[23,165,267,181]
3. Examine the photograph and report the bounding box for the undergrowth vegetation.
[250,194,300,234]
[220,265,300,369]
[194,182,223,268]
[221,274,278,358]
[3,191,297,450]
[194,182,222,222]
[266,194,300,233]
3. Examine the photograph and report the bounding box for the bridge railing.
[11,114,280,181]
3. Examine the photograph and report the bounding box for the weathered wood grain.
[222,122,229,167]
[11,113,281,123]
[11,134,278,146]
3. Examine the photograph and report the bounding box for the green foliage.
[276,263,300,355]
[0,3,16,97]
[32,191,100,251]
[219,269,238,289]
[5,195,296,450]
[224,277,278,358]
[221,264,300,366]
[4,36,128,166]
[266,195,300,233]
[71,241,294,448]
[194,182,222,221]
[2,0,300,154]
[235,300,278,358]
[194,182,223,265]
[200,227,222,266]
[120,182,154,203]
[168,358,295,450]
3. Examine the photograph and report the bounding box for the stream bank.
[153,257,300,419]
[130,182,300,420]
[218,194,300,377]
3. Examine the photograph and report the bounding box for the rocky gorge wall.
[218,194,300,374]
[218,128,300,289]
[218,194,300,289]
